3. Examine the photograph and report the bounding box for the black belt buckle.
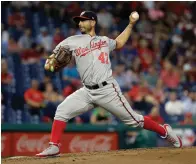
[86,81,107,90]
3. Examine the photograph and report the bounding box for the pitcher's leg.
[100,83,144,127]
[99,82,182,147]
[107,83,166,134]
[54,88,94,122]
[36,88,94,157]
[50,88,94,144]
[52,87,94,143]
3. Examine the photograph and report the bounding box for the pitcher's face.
[79,20,95,34]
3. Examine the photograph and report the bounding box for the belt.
[85,81,108,90]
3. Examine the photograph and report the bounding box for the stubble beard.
[80,26,92,35]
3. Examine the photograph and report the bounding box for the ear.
[91,20,96,27]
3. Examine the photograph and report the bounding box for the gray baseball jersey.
[53,34,144,127]
[53,34,115,85]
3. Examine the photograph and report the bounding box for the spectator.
[42,82,63,122]
[113,64,128,91]
[1,59,13,106]
[36,27,53,53]
[148,2,165,21]
[39,75,52,92]
[138,39,155,71]
[1,59,13,85]
[18,28,33,49]
[66,2,82,17]
[152,80,165,103]
[8,37,22,53]
[160,60,180,89]
[146,106,164,124]
[90,107,112,124]
[53,28,65,49]
[63,84,77,97]
[128,80,151,102]
[124,67,140,89]
[120,34,139,65]
[24,80,44,122]
[8,8,25,27]
[131,56,142,73]
[63,62,80,87]
[1,24,9,57]
[1,24,9,44]
[21,43,41,63]
[180,113,194,125]
[97,8,113,30]
[133,95,154,115]
[43,82,63,103]
[141,65,159,88]
[182,88,196,115]
[136,12,152,35]
[165,91,184,116]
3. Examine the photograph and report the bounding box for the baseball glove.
[45,46,72,72]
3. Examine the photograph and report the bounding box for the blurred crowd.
[1,1,196,125]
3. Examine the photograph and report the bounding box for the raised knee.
[123,114,144,128]
[125,121,144,128]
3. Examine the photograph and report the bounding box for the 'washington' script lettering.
[74,40,108,57]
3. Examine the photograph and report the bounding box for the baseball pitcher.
[36,11,182,157]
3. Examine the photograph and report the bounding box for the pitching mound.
[2,147,196,164]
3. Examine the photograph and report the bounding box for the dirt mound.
[2,147,196,164]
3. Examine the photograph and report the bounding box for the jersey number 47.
[98,52,109,64]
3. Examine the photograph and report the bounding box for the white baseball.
[131,12,139,20]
